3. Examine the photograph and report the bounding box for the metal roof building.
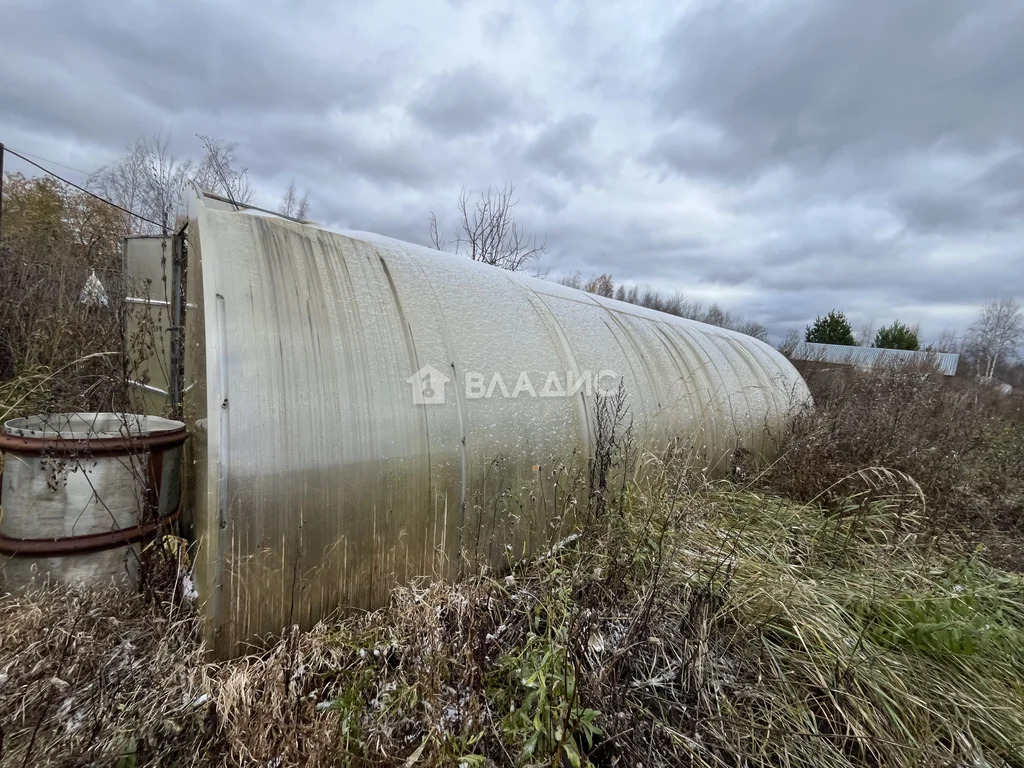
[789,342,959,376]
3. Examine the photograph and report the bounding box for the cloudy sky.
[2,0,1022,342]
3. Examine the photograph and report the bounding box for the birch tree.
[280,180,311,219]
[89,134,193,234]
[968,297,1024,379]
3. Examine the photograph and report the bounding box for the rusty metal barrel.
[0,413,187,588]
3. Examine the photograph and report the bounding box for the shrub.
[768,363,1024,534]
[805,310,856,346]
[873,320,920,350]
[965,416,1024,527]
[0,174,129,418]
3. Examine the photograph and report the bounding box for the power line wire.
[4,147,91,176]
[2,145,165,230]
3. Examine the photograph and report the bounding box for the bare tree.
[930,329,963,354]
[567,274,768,341]
[557,271,584,290]
[660,291,684,316]
[967,297,1024,379]
[428,183,546,272]
[89,134,193,234]
[678,297,704,320]
[428,212,446,252]
[88,140,148,233]
[584,273,615,298]
[146,136,195,232]
[856,318,876,347]
[94,134,314,232]
[703,304,727,328]
[778,329,801,356]
[280,180,311,220]
[728,319,769,342]
[194,135,254,205]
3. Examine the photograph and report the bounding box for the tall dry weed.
[4,467,1024,767]
[768,363,1023,532]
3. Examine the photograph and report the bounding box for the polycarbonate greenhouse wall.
[182,195,810,657]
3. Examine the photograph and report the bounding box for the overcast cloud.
[2,0,1022,342]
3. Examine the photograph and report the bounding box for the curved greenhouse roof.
[181,195,810,656]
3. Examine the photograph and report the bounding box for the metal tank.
[0,412,187,587]
[182,194,810,657]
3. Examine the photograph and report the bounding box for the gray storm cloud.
[1,0,1021,341]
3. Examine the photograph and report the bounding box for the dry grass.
[0,586,207,766]
[769,363,1024,536]
[3,462,1024,767]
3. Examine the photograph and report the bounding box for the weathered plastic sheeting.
[184,199,810,657]
[123,236,174,414]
